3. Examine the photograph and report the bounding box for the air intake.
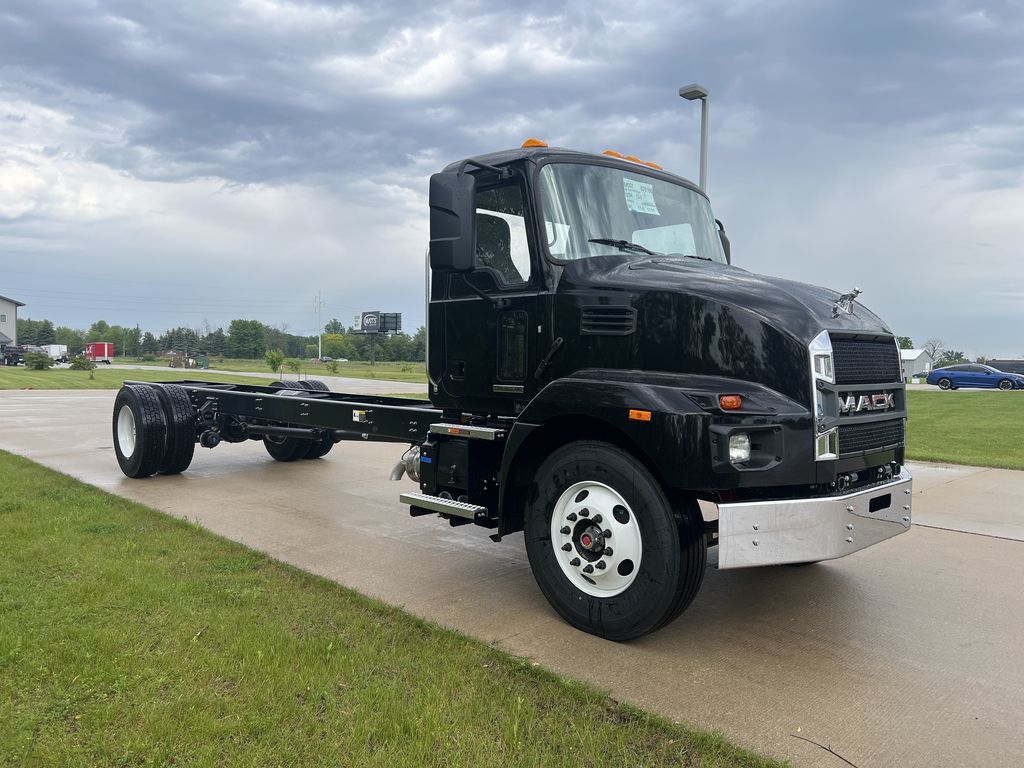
[580,306,637,336]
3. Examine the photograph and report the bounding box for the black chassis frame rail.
[129,380,443,445]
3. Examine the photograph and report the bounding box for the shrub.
[69,356,97,371]
[326,359,340,375]
[25,352,54,370]
[265,349,285,373]
[141,353,157,362]
[285,358,301,374]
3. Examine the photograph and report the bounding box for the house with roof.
[901,348,934,380]
[0,294,25,349]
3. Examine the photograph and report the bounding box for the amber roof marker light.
[521,138,548,148]
[679,83,709,191]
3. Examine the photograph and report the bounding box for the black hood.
[565,256,891,346]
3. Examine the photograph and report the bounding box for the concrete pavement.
[1,389,1023,768]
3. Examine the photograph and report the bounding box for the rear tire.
[113,385,168,478]
[263,435,308,462]
[937,378,951,390]
[152,384,197,475]
[303,379,329,391]
[524,441,706,640]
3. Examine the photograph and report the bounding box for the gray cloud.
[1,0,1022,354]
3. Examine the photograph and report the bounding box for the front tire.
[998,379,1013,390]
[937,377,951,390]
[524,441,706,640]
[113,385,168,478]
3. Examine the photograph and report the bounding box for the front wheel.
[524,441,706,640]
[998,379,1014,390]
[937,377,952,390]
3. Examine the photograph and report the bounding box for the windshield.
[537,162,726,264]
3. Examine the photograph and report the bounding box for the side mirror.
[429,172,476,272]
[716,219,731,264]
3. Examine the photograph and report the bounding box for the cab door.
[438,173,544,414]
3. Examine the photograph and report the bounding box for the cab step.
[400,491,486,520]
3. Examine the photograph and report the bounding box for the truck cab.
[427,142,907,501]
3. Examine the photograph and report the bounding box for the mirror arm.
[457,159,512,179]
[460,273,498,304]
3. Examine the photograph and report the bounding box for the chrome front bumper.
[717,469,912,569]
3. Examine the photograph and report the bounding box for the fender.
[495,369,809,536]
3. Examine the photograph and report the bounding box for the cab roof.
[441,145,704,197]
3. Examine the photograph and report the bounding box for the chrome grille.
[832,338,901,384]
[839,420,904,456]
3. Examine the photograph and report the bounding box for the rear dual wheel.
[524,441,706,641]
[262,379,333,461]
[113,384,197,478]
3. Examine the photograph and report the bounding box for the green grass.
[906,390,1024,470]
[0,452,782,768]
[123,357,429,384]
[0,367,272,390]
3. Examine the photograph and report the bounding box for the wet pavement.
[1,389,1022,768]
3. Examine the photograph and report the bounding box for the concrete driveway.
[1,389,1022,768]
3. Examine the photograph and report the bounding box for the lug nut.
[561,543,572,551]
[595,561,607,570]
[579,509,589,517]
[583,564,594,574]
[602,529,612,539]
[603,547,613,556]
[567,513,577,521]
[570,557,581,567]
[560,526,571,535]
[592,514,603,524]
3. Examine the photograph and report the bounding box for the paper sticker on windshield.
[623,178,660,216]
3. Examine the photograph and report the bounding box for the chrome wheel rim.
[117,405,137,457]
[550,481,642,597]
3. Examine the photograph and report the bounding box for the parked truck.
[86,341,114,364]
[42,344,69,363]
[111,123,911,640]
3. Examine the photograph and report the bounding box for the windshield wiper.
[587,238,660,256]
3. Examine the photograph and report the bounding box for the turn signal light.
[521,138,548,148]
[719,395,743,411]
[628,409,652,422]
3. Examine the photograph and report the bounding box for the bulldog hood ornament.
[832,287,862,318]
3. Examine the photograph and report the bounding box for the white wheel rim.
[550,481,642,597]
[117,404,137,457]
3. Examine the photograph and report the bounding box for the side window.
[452,181,531,296]
[0,314,6,323]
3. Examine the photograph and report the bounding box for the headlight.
[728,432,751,463]
[809,330,834,383]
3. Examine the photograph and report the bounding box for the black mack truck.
[112,139,911,640]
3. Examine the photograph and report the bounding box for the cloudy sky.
[1,0,1022,356]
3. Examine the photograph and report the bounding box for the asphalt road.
[2,389,1023,768]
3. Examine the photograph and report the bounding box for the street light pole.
[679,83,709,191]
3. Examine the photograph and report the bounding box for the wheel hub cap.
[550,481,642,597]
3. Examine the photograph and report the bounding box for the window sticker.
[623,178,660,215]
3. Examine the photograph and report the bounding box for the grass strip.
[119,358,429,383]
[0,452,783,768]
[0,368,272,391]
[906,390,1024,471]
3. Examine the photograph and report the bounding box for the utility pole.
[315,291,325,359]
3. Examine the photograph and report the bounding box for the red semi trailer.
[85,342,114,364]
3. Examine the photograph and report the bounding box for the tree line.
[15,317,426,362]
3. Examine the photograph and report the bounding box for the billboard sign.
[357,311,401,334]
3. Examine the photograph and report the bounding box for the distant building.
[901,348,934,380]
[989,359,1024,374]
[0,294,25,349]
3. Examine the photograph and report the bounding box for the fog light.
[728,433,751,463]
